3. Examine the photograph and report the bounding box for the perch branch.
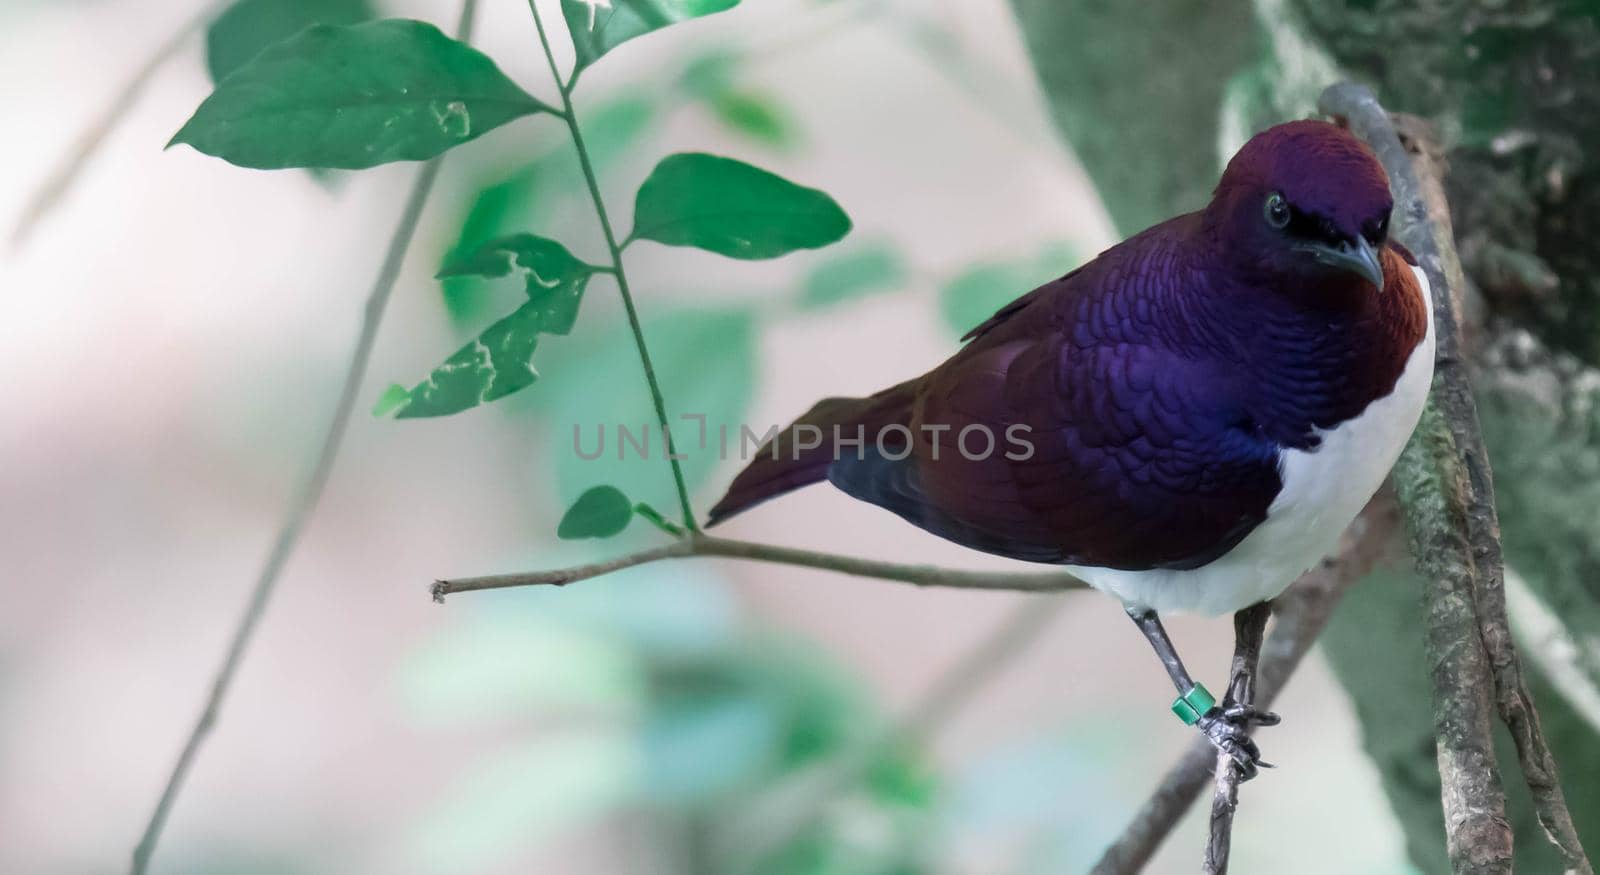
[433,533,1089,600]
[11,0,226,249]
[1323,81,1589,875]
[527,0,700,531]
[127,4,480,872]
[1203,602,1271,875]
[1091,494,1397,874]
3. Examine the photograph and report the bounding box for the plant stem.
[11,0,226,249]
[127,4,479,871]
[433,533,1088,600]
[526,0,700,532]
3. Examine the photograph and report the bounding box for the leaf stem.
[127,4,480,872]
[433,534,1089,600]
[527,0,701,532]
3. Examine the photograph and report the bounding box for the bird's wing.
[833,221,1284,570]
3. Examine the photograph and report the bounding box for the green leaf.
[437,234,596,336]
[562,0,740,77]
[171,19,550,170]
[559,486,636,540]
[398,237,598,418]
[438,97,656,324]
[371,384,412,417]
[799,243,905,310]
[395,301,545,418]
[629,153,851,260]
[205,0,374,84]
[440,165,544,323]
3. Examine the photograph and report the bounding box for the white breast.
[1070,265,1436,616]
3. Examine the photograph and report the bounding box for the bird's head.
[1205,119,1393,295]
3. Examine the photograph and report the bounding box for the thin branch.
[1203,602,1270,875]
[1323,82,1589,875]
[714,595,1069,872]
[10,1,226,249]
[433,533,1089,600]
[1091,493,1397,874]
[127,4,480,871]
[527,0,700,532]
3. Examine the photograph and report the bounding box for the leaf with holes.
[562,0,740,77]
[172,19,550,169]
[438,235,599,336]
[629,153,850,260]
[393,237,599,417]
[394,302,545,419]
[559,486,636,540]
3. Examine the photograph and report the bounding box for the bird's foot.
[1196,701,1277,782]
[1221,702,1281,727]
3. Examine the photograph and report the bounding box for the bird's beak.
[1305,237,1385,292]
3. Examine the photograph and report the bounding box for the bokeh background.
[0,1,1421,872]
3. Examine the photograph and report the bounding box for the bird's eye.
[1264,193,1291,230]
[1364,212,1390,245]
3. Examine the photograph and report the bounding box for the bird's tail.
[706,379,918,526]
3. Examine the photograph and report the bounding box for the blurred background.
[6,0,1565,872]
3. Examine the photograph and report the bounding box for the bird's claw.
[1222,703,1281,726]
[1196,701,1278,782]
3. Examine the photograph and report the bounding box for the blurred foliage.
[532,305,759,509]
[396,570,937,873]
[680,50,800,149]
[939,242,1078,339]
[1007,0,1260,235]
[1477,332,1600,683]
[797,243,907,311]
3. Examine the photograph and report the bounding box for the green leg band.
[1171,683,1217,726]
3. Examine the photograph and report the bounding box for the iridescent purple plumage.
[710,120,1427,579]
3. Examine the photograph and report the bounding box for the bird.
[706,119,1435,775]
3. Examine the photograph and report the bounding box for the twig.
[714,595,1068,871]
[11,1,226,249]
[1203,602,1271,875]
[127,4,480,871]
[1392,108,1595,875]
[433,533,1088,600]
[1323,82,1589,874]
[1090,494,1397,874]
[526,0,700,532]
